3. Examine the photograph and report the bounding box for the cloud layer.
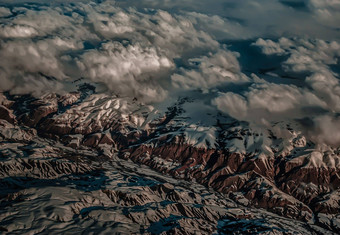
[0,0,340,146]
[0,1,220,101]
[214,38,340,146]
[116,0,340,40]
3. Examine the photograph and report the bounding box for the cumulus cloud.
[77,41,172,102]
[85,5,218,58]
[0,4,95,96]
[171,50,249,90]
[252,38,289,56]
[0,2,220,101]
[214,38,340,146]
[306,0,340,27]
[302,115,340,147]
[282,39,339,74]
[0,7,12,17]
[11,8,73,36]
[0,35,87,97]
[0,25,39,38]
[0,38,81,79]
[252,37,340,76]
[116,0,340,40]
[213,83,327,124]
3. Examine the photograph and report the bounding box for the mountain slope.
[0,90,339,234]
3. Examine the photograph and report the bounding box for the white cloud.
[214,38,340,145]
[171,50,249,90]
[303,115,340,147]
[84,5,219,58]
[283,39,340,74]
[253,37,340,74]
[0,7,12,17]
[116,0,340,40]
[307,0,340,27]
[213,83,327,123]
[0,38,81,81]
[0,25,39,38]
[0,2,222,102]
[183,12,252,40]
[252,38,288,56]
[77,41,173,102]
[12,8,72,35]
[306,72,340,112]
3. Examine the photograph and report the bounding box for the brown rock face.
[312,190,340,214]
[20,94,59,126]
[124,143,318,221]
[0,105,16,124]
[0,94,16,124]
